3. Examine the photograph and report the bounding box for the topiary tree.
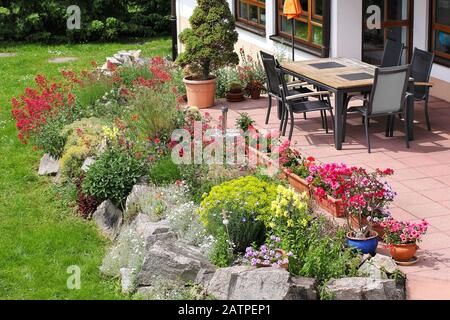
[177,0,239,80]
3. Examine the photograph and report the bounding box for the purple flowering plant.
[244,235,293,269]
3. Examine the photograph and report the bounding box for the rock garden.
[11,45,429,300]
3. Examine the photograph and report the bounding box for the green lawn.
[0,38,171,299]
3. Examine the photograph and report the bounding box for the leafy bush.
[199,176,277,252]
[82,146,147,207]
[148,157,181,185]
[0,1,170,43]
[209,231,234,267]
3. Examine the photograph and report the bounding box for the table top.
[282,58,377,90]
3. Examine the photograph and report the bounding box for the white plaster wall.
[330,0,362,59]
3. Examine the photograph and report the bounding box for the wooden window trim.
[235,0,266,35]
[430,0,450,67]
[274,0,330,58]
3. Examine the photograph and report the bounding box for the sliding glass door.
[362,0,413,65]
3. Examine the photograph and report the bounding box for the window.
[362,0,413,65]
[430,0,450,66]
[236,0,266,33]
[275,0,330,57]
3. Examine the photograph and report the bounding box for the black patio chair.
[342,39,405,141]
[342,65,412,153]
[276,65,334,141]
[260,51,315,125]
[410,48,435,131]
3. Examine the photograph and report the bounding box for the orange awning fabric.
[283,0,303,19]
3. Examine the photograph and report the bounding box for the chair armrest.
[414,82,433,87]
[286,81,308,89]
[286,91,331,101]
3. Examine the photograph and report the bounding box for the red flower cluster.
[11,75,75,143]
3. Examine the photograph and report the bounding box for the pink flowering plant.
[244,235,293,268]
[344,168,396,237]
[382,219,429,245]
[308,163,354,199]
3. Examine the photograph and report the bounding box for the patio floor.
[204,94,450,300]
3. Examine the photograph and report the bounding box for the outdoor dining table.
[281,57,415,150]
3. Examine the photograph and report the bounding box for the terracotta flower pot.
[283,168,311,195]
[183,76,216,108]
[389,243,417,262]
[226,91,245,102]
[313,188,346,218]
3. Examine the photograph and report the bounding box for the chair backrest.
[368,65,411,115]
[411,47,434,99]
[260,51,281,95]
[380,39,404,67]
[274,65,289,103]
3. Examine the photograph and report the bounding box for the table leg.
[334,91,344,150]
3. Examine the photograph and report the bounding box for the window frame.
[235,0,267,36]
[429,0,450,67]
[273,0,331,58]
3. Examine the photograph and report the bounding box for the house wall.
[176,0,450,102]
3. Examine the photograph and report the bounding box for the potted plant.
[226,82,245,102]
[237,48,266,100]
[177,0,239,108]
[308,163,353,218]
[345,168,396,239]
[276,140,314,194]
[382,219,429,262]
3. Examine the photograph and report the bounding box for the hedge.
[0,0,170,42]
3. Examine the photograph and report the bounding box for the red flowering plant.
[343,167,396,238]
[382,219,428,245]
[275,140,315,179]
[237,48,266,97]
[11,74,76,158]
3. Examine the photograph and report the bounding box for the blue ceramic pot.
[346,231,379,255]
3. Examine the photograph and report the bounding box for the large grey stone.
[206,266,317,300]
[370,254,399,274]
[136,240,216,287]
[326,277,405,300]
[358,260,388,279]
[93,200,123,240]
[38,154,60,176]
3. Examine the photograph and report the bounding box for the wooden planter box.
[312,188,346,218]
[283,168,311,195]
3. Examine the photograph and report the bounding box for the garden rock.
[0,52,17,58]
[136,240,216,287]
[326,277,405,300]
[370,254,398,274]
[38,154,59,176]
[206,266,317,300]
[120,267,134,294]
[125,184,152,215]
[81,157,96,172]
[93,200,123,240]
[358,261,388,279]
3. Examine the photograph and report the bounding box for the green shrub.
[209,231,234,267]
[82,146,147,207]
[148,157,181,186]
[199,176,277,252]
[32,117,68,159]
[0,1,170,43]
